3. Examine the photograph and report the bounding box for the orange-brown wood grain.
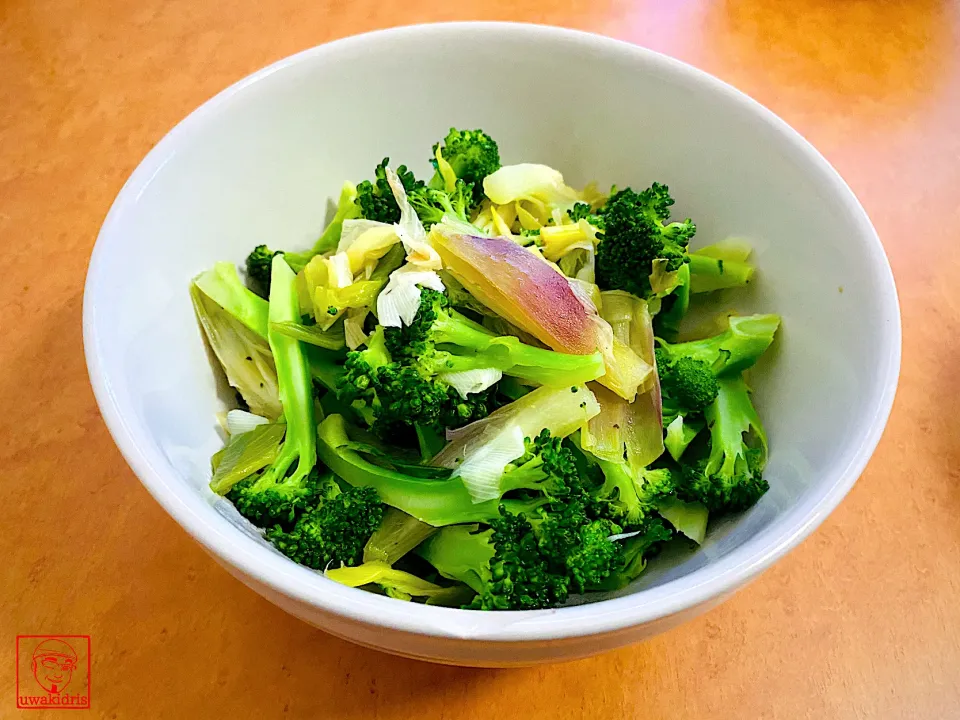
[2,0,959,717]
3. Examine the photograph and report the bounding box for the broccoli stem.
[317,414,500,526]
[688,252,754,293]
[261,256,317,487]
[305,346,345,393]
[430,308,499,348]
[362,507,437,565]
[494,339,606,387]
[416,525,494,595]
[658,314,780,377]
[593,457,646,523]
[704,375,768,474]
[432,310,605,386]
[414,424,446,461]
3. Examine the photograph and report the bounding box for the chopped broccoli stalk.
[416,524,495,595]
[363,507,437,565]
[679,375,769,512]
[325,560,467,604]
[429,128,501,202]
[356,158,423,223]
[306,346,346,394]
[266,484,384,569]
[255,256,318,490]
[657,495,709,544]
[595,183,696,299]
[415,423,446,461]
[664,415,704,462]
[656,314,781,378]
[209,422,286,494]
[317,414,500,526]
[317,415,576,527]
[688,249,755,294]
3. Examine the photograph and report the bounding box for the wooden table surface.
[3,0,959,717]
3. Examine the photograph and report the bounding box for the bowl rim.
[83,21,901,642]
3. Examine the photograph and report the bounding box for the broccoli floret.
[567,202,605,229]
[679,375,769,512]
[356,158,423,223]
[417,433,627,606]
[371,361,496,436]
[589,459,678,528]
[339,288,602,437]
[595,183,696,298]
[656,314,781,378]
[409,179,475,229]
[591,517,674,591]
[384,287,493,358]
[418,500,624,609]
[536,504,622,594]
[655,347,719,425]
[429,128,501,202]
[337,319,495,437]
[475,509,573,609]
[245,244,279,298]
[498,429,584,499]
[338,326,390,396]
[266,485,384,569]
[384,288,604,387]
[227,467,333,529]
[323,420,631,608]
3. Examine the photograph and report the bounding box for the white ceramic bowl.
[83,22,900,666]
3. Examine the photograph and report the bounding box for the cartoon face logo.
[30,639,77,694]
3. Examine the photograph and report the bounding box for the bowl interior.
[84,23,899,640]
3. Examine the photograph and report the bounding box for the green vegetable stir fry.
[193,128,780,610]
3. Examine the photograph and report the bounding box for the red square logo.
[16,636,91,710]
